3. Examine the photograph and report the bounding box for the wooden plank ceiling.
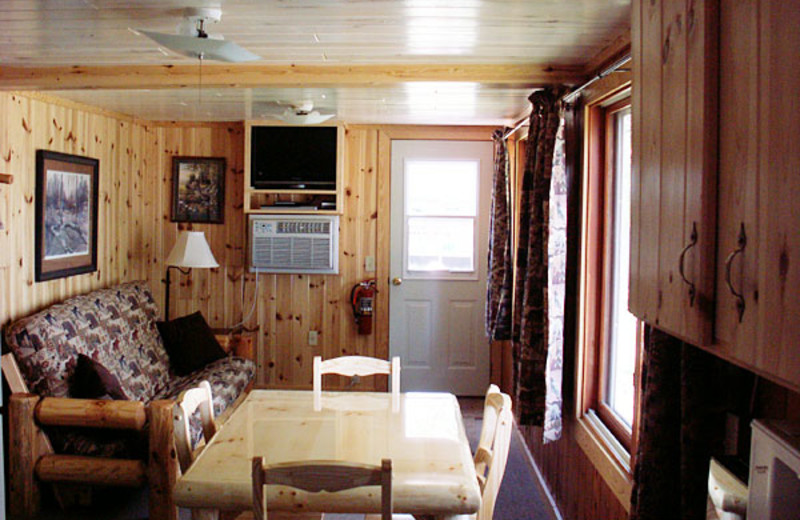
[0,0,630,124]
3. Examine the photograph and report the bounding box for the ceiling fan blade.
[139,30,260,62]
[275,110,336,125]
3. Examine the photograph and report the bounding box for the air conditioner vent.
[249,215,339,274]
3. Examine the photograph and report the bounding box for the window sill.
[575,411,633,512]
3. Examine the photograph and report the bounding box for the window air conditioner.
[248,214,339,274]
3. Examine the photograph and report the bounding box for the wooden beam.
[36,455,147,487]
[0,63,588,91]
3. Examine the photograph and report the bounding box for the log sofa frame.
[3,336,248,520]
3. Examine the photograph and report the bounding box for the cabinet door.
[755,0,800,388]
[630,0,718,346]
[715,0,760,368]
[716,0,800,391]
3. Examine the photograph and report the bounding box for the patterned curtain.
[486,128,513,341]
[512,87,565,427]
[543,117,566,442]
[630,327,726,520]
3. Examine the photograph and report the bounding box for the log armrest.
[35,397,147,430]
[8,393,179,520]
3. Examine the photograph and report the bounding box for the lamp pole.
[164,265,191,321]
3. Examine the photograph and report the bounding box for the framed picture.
[171,156,225,223]
[35,150,99,282]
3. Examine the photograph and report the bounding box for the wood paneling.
[522,423,628,520]
[0,91,386,391]
[0,92,149,324]
[0,1,629,68]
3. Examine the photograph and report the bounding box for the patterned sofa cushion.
[156,356,256,448]
[5,281,172,403]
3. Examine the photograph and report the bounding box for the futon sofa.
[3,280,255,518]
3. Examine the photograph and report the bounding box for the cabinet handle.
[724,223,747,323]
[678,222,698,307]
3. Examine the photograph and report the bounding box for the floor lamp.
[164,230,219,321]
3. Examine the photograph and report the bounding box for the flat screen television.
[250,125,338,190]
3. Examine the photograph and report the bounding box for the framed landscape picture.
[35,150,99,282]
[171,156,225,224]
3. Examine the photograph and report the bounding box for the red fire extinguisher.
[351,279,376,335]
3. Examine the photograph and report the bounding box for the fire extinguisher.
[351,279,376,335]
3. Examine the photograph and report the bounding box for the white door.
[389,140,492,395]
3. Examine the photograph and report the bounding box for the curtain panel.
[512,87,565,428]
[543,117,567,442]
[630,327,726,520]
[486,128,513,341]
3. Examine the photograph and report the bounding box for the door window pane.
[407,217,474,272]
[405,160,478,216]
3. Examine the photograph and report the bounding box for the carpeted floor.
[32,398,556,520]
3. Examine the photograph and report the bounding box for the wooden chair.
[173,380,218,472]
[313,355,401,403]
[173,380,219,520]
[472,385,513,520]
[251,458,392,520]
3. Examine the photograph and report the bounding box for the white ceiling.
[0,0,631,125]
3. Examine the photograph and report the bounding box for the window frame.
[575,85,642,511]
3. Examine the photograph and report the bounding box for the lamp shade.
[166,231,219,268]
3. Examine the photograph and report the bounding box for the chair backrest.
[173,380,217,473]
[473,385,513,520]
[251,458,392,520]
[313,355,401,398]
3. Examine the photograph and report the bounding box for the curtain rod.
[562,54,631,104]
[502,115,530,140]
[502,53,631,141]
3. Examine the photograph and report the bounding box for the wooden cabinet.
[632,0,800,391]
[630,0,718,346]
[243,121,344,214]
[713,0,800,391]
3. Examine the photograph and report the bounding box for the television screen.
[250,126,338,190]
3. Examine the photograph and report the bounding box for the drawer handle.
[724,223,747,323]
[678,222,698,307]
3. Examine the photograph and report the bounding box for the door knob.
[391,277,403,286]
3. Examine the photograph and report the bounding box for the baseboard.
[513,423,563,520]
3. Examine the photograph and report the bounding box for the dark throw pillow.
[156,311,226,376]
[70,354,129,400]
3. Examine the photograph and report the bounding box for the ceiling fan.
[263,101,336,125]
[138,7,260,63]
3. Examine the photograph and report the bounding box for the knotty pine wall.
[0,92,152,323]
[0,91,386,389]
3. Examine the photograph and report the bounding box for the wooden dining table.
[173,389,482,518]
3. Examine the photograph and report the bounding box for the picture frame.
[171,156,226,224]
[35,150,99,282]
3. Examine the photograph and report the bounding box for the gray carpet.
[32,398,555,520]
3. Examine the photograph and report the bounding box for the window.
[403,159,479,278]
[577,91,643,491]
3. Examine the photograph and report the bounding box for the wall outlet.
[308,330,319,346]
[365,255,376,273]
